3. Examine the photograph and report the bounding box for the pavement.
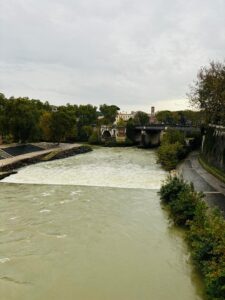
[178,152,225,216]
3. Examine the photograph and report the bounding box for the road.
[178,152,225,216]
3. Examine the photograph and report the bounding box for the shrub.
[157,129,190,170]
[162,129,186,145]
[157,142,184,171]
[159,175,187,204]
[160,175,225,300]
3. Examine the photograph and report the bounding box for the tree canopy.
[188,61,225,125]
[133,111,149,126]
[99,104,120,124]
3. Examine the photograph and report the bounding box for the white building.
[115,112,135,123]
[115,107,157,124]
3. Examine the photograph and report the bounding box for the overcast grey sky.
[0,0,225,112]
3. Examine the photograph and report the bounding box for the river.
[0,147,205,300]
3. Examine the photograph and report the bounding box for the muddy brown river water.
[0,147,205,299]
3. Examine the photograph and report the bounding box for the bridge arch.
[102,130,111,139]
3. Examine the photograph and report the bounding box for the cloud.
[0,0,225,111]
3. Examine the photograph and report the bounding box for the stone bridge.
[100,125,126,143]
[100,124,200,146]
[134,125,201,147]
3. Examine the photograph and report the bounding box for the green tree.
[162,129,186,145]
[133,111,149,126]
[50,111,76,143]
[188,61,225,125]
[99,104,120,124]
[7,97,41,142]
[39,111,52,141]
[155,110,175,124]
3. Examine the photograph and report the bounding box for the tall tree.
[188,61,225,125]
[99,104,120,124]
[133,111,149,126]
[50,111,77,143]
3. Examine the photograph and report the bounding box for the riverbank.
[178,151,225,216]
[0,144,92,177]
[159,176,225,300]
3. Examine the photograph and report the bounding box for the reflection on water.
[0,148,205,300]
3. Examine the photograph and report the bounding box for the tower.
[151,106,155,115]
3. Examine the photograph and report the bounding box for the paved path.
[178,152,225,215]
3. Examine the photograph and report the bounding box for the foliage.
[39,111,52,141]
[99,104,120,124]
[161,129,186,145]
[88,130,101,145]
[50,111,76,143]
[116,117,126,127]
[0,93,103,143]
[156,110,204,126]
[126,119,136,143]
[157,130,188,171]
[79,125,93,141]
[133,111,149,126]
[157,142,185,171]
[159,176,225,300]
[188,61,225,125]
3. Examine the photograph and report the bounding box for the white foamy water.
[2,147,167,189]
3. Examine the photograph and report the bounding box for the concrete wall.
[202,125,225,171]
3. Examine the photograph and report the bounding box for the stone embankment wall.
[202,124,225,171]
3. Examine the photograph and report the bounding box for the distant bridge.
[135,124,200,132]
[134,124,201,147]
[100,124,201,147]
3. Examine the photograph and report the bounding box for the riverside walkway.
[178,152,225,216]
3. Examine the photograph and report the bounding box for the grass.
[199,155,225,184]
[41,150,60,161]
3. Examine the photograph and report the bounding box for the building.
[115,107,157,124]
[115,112,135,124]
[149,106,157,124]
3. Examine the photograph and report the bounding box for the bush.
[157,129,189,171]
[157,142,184,171]
[159,175,187,204]
[162,129,186,145]
[159,176,203,225]
[159,176,225,300]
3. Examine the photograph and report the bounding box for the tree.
[99,104,120,124]
[155,110,176,124]
[77,105,97,127]
[133,111,149,126]
[50,111,76,143]
[39,111,52,141]
[188,61,225,125]
[7,97,41,142]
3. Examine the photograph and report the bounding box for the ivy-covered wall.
[202,126,225,171]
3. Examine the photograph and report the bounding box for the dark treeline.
[0,92,203,145]
[155,110,204,126]
[0,93,119,143]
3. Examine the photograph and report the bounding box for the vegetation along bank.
[159,176,225,300]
